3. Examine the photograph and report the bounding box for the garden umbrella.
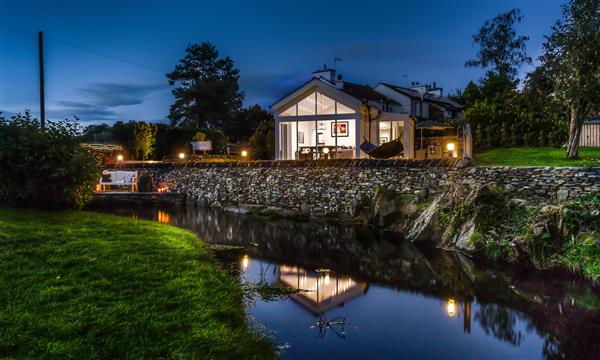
[416,120,453,148]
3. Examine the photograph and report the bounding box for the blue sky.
[0,0,564,124]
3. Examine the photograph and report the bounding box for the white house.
[271,66,470,160]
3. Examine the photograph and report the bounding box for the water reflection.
[278,265,367,315]
[96,206,600,359]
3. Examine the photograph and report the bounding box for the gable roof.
[339,82,389,102]
[379,83,463,111]
[270,78,376,113]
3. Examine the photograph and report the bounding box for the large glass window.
[379,121,404,145]
[280,104,296,116]
[279,91,356,117]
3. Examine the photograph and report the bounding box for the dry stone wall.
[109,160,600,217]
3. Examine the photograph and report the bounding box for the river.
[100,206,600,359]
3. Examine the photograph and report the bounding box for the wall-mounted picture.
[331,121,349,137]
[298,131,305,144]
[317,132,325,144]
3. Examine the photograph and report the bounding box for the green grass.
[0,208,274,359]
[475,147,600,167]
[562,233,600,284]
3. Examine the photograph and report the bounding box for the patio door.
[281,123,293,160]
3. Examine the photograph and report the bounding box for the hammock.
[359,138,404,159]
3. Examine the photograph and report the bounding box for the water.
[100,206,600,359]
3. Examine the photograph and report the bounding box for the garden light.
[241,150,248,157]
[447,299,457,317]
[178,152,185,159]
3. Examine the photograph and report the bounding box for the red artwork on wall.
[331,121,349,137]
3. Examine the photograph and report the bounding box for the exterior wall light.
[116,154,124,162]
[178,152,185,159]
[447,143,456,151]
[241,150,248,157]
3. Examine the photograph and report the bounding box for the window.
[278,91,356,117]
[281,104,296,117]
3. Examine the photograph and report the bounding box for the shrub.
[0,111,100,209]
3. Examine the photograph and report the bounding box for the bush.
[0,111,100,209]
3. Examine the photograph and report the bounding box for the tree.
[539,0,600,159]
[249,115,275,160]
[461,81,483,107]
[0,111,99,209]
[225,104,271,142]
[132,122,158,160]
[166,42,244,130]
[466,9,532,81]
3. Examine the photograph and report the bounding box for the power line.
[4,25,164,74]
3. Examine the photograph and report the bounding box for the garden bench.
[99,170,138,191]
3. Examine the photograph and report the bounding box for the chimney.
[335,74,344,89]
[312,64,336,83]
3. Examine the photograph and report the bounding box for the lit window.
[280,104,296,117]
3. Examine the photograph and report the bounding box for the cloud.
[0,110,16,118]
[52,100,119,121]
[53,82,168,122]
[79,83,167,107]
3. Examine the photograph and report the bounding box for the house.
[270,66,472,160]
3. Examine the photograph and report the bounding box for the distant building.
[270,66,470,160]
[580,115,600,147]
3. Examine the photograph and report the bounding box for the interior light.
[116,154,124,161]
[241,150,248,157]
[178,152,185,159]
[447,143,456,151]
[322,147,330,154]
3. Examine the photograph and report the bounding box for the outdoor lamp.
[447,299,457,317]
[447,142,456,151]
[178,152,185,159]
[116,154,124,162]
[241,150,248,157]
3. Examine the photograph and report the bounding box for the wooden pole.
[38,31,45,129]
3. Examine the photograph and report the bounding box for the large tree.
[539,0,600,159]
[466,9,531,81]
[167,42,244,130]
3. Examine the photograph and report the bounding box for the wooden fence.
[580,122,600,147]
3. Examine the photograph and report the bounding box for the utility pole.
[38,31,45,129]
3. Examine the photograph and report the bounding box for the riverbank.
[371,185,600,283]
[0,208,274,358]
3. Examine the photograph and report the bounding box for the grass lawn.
[0,208,274,359]
[475,147,600,167]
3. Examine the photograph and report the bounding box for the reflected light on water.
[157,211,171,224]
[242,255,249,269]
[447,299,457,317]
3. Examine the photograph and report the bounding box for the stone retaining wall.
[106,161,600,217]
